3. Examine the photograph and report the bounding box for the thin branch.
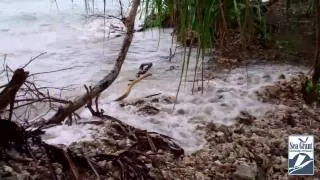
[21,52,47,69]
[85,156,101,180]
[29,66,82,76]
[118,0,125,21]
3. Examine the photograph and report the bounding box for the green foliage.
[142,0,267,93]
[305,79,314,94]
[305,78,320,96]
[142,0,268,45]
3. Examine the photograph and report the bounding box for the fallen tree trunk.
[46,0,141,125]
[0,68,29,112]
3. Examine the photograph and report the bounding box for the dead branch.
[85,155,101,180]
[21,52,47,69]
[85,99,184,157]
[118,0,125,22]
[115,73,152,101]
[29,66,83,77]
[144,93,161,98]
[0,65,73,124]
[1,110,182,179]
[63,149,81,180]
[45,0,141,125]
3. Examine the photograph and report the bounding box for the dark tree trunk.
[313,0,320,84]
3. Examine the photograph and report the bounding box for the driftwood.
[0,69,29,111]
[46,0,141,125]
[115,73,152,101]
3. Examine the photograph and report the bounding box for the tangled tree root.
[0,108,184,180]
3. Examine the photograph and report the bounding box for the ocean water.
[0,0,306,153]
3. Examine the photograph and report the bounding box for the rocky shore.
[159,74,320,179]
[1,74,319,180]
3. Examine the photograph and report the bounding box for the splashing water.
[0,0,306,153]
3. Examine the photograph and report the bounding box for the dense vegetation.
[140,0,320,103]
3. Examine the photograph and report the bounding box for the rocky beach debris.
[1,75,320,179]
[157,74,320,179]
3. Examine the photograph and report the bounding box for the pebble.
[4,166,13,173]
[232,162,257,180]
[216,131,224,137]
[97,160,107,168]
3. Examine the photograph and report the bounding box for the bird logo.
[298,137,309,144]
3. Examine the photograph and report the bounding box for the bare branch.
[21,52,47,69]
[29,66,82,77]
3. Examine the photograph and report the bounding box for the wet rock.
[184,157,194,165]
[208,95,224,103]
[237,111,256,125]
[3,166,13,174]
[112,170,121,178]
[115,140,127,148]
[216,125,232,136]
[149,118,162,124]
[137,105,160,115]
[195,172,205,179]
[264,85,281,96]
[133,99,146,106]
[120,99,146,107]
[262,74,272,82]
[166,66,175,71]
[161,96,176,104]
[55,168,63,175]
[197,87,203,92]
[97,160,107,168]
[232,162,257,180]
[281,114,297,127]
[216,131,224,137]
[278,74,285,79]
[176,109,186,115]
[151,98,159,103]
[233,124,245,134]
[206,123,217,131]
[220,103,228,107]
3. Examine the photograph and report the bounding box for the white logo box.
[288,135,314,176]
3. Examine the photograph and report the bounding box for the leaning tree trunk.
[0,69,29,120]
[313,0,320,84]
[47,0,141,125]
[304,0,320,104]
